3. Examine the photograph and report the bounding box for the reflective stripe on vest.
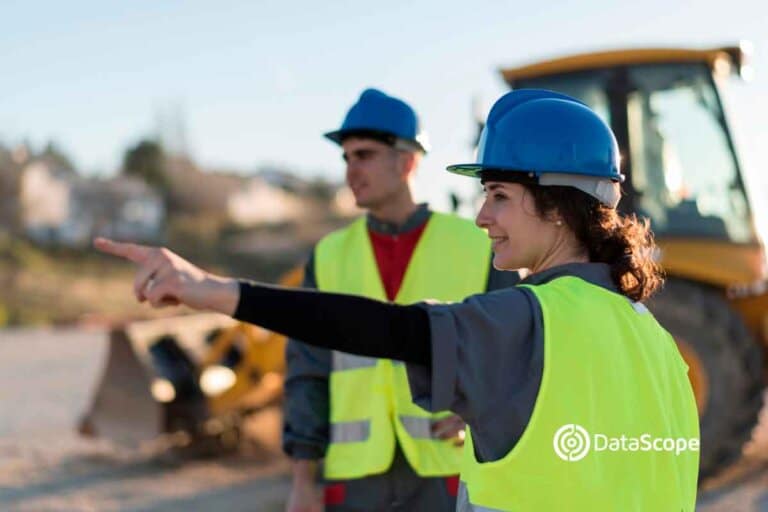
[316,212,491,479]
[399,416,444,440]
[460,277,700,511]
[333,352,378,371]
[331,416,443,443]
[331,420,371,443]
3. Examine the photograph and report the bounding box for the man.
[284,88,519,512]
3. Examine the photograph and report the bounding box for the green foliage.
[41,141,77,172]
[0,235,49,269]
[0,236,143,326]
[306,178,336,201]
[122,139,169,192]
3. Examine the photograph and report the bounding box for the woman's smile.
[489,235,508,250]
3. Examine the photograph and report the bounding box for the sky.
[1,0,767,214]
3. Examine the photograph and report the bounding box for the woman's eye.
[493,193,507,201]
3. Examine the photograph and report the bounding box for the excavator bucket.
[78,313,238,448]
[78,327,162,446]
[79,265,304,450]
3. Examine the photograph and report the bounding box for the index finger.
[93,237,153,264]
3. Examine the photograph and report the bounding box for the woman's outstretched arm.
[234,281,431,365]
[94,237,432,365]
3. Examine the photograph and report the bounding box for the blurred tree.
[307,178,336,201]
[122,139,169,192]
[0,143,21,234]
[41,141,76,172]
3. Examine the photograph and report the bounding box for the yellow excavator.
[78,266,303,454]
[496,43,767,479]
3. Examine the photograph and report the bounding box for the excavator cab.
[500,44,768,479]
[503,46,757,249]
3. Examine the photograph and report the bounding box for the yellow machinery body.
[79,266,303,450]
[498,43,768,478]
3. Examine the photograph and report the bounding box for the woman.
[96,89,699,511]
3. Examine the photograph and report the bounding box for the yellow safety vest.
[316,212,491,480]
[459,276,700,511]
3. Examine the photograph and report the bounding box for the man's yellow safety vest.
[459,276,700,511]
[315,212,491,480]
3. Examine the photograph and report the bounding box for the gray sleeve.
[406,287,544,462]
[282,252,332,460]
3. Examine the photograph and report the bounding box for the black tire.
[646,278,764,480]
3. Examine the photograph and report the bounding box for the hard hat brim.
[324,130,345,145]
[445,164,486,178]
[325,129,429,153]
[324,128,398,147]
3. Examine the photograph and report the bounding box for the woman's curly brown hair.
[525,184,664,302]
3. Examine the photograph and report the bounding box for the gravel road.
[0,327,289,511]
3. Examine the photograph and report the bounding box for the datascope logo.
[553,424,699,462]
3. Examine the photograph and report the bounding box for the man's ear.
[399,151,420,180]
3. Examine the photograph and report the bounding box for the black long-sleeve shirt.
[234,262,619,464]
[237,280,432,363]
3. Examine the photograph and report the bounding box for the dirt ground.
[0,327,290,511]
[2,326,768,511]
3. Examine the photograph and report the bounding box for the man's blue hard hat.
[325,88,430,153]
[448,89,623,207]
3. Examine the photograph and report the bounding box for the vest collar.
[521,262,617,293]
[366,203,430,235]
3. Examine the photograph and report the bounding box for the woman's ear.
[545,206,564,226]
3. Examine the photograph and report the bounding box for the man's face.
[341,137,408,209]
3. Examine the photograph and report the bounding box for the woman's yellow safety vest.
[459,276,700,511]
[315,212,491,480]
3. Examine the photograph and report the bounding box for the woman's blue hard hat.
[448,89,623,207]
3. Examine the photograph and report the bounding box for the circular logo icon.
[553,424,590,462]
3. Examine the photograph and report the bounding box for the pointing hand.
[93,237,239,314]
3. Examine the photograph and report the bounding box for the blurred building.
[19,160,165,247]
[165,156,357,227]
[227,177,307,226]
[8,146,356,253]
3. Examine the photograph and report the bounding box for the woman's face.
[475,181,564,271]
